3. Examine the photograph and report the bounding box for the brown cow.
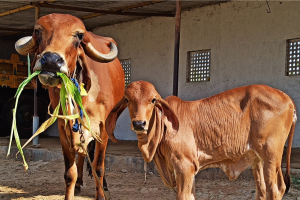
[15,14,125,200]
[106,81,296,200]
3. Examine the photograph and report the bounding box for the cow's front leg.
[75,153,85,193]
[92,124,109,200]
[59,121,78,200]
[175,163,196,200]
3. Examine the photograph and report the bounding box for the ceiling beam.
[0,27,32,32]
[0,27,33,38]
[81,0,166,20]
[30,2,174,17]
[0,31,21,37]
[0,0,57,18]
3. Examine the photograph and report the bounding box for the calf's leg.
[258,143,286,200]
[252,158,266,200]
[175,163,196,200]
[263,160,286,200]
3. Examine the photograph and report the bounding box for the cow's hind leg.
[75,153,85,194]
[103,174,109,191]
[92,123,109,200]
[252,157,266,200]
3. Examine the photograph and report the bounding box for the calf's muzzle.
[132,120,146,131]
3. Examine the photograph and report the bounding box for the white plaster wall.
[94,1,300,146]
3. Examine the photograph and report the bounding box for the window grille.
[120,59,131,86]
[187,50,211,82]
[286,39,300,76]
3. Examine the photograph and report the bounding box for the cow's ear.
[105,97,128,143]
[156,98,179,139]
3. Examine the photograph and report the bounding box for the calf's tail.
[284,110,296,194]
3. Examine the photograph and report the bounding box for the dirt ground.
[1,159,300,200]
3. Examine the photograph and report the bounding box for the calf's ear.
[105,97,128,143]
[156,98,179,139]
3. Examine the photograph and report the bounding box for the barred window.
[286,39,300,76]
[187,50,211,82]
[120,59,131,86]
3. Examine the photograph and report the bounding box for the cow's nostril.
[41,56,47,65]
[57,57,64,64]
[132,121,146,131]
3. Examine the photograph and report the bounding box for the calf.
[106,81,297,200]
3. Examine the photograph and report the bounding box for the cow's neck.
[138,107,164,163]
[48,87,60,111]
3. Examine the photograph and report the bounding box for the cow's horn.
[84,42,118,63]
[15,36,37,56]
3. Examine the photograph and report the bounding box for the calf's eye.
[124,98,129,103]
[35,29,40,36]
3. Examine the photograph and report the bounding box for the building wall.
[94,1,300,147]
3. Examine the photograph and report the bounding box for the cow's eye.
[77,33,84,40]
[124,98,129,103]
[151,98,156,104]
[35,29,40,36]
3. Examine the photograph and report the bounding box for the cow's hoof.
[75,185,81,194]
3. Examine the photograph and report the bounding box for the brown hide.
[106,81,296,200]
[17,14,125,200]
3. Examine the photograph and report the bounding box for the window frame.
[286,38,300,76]
[120,59,131,86]
[186,49,211,83]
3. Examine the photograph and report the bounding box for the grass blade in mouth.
[57,72,91,130]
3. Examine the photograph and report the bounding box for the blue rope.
[71,78,83,132]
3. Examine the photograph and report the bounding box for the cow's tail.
[284,108,297,194]
[87,139,95,178]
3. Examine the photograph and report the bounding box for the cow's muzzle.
[33,52,69,87]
